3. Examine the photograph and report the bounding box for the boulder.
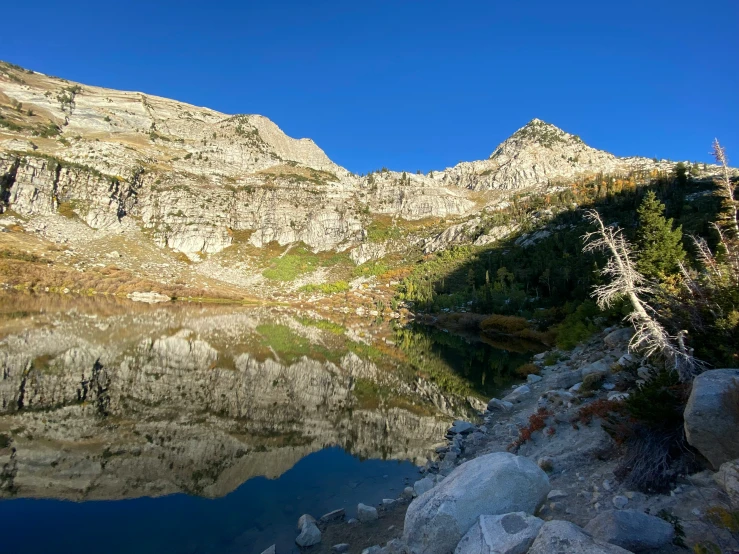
[611,496,628,509]
[260,546,276,554]
[357,503,379,522]
[487,398,513,412]
[297,513,316,531]
[450,421,475,435]
[528,520,633,554]
[454,512,544,554]
[581,360,610,379]
[296,521,322,547]
[714,459,739,507]
[320,508,346,523]
[584,510,675,552]
[413,477,435,497]
[684,368,739,468]
[527,374,543,384]
[604,328,633,348]
[332,545,350,554]
[503,385,531,404]
[403,452,550,554]
[548,370,583,390]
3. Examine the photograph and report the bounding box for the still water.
[0,294,534,553]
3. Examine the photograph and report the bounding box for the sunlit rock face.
[0,297,470,500]
[5,65,725,266]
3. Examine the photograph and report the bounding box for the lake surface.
[0,294,533,553]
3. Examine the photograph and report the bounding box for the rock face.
[684,368,739,469]
[454,512,544,554]
[3,61,729,292]
[584,510,675,552]
[527,520,634,554]
[403,452,550,554]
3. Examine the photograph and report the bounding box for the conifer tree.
[635,191,686,279]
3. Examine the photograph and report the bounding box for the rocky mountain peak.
[491,118,583,157]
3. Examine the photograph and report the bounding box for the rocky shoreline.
[262,327,739,554]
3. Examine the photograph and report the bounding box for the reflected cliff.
[0,293,509,502]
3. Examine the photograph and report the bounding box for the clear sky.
[2,0,737,174]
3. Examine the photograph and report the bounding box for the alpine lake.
[0,294,539,553]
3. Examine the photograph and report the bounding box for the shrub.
[480,314,530,334]
[553,300,602,349]
[299,281,350,294]
[515,363,539,377]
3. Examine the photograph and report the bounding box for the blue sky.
[3,0,737,174]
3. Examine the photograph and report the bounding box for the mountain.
[0,60,723,299]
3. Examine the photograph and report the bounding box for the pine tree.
[635,191,686,279]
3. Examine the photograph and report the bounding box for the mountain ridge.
[0,60,731,300]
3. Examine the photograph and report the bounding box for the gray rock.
[402,486,416,499]
[450,421,475,435]
[503,385,531,403]
[487,398,514,412]
[714,459,739,507]
[527,374,543,384]
[684,368,739,468]
[332,544,350,554]
[361,547,382,554]
[612,495,628,509]
[297,513,316,531]
[403,452,550,554]
[617,353,638,369]
[548,370,583,390]
[413,476,435,497]
[296,521,322,547]
[585,510,675,552]
[382,498,396,507]
[528,520,633,554]
[357,503,379,522]
[547,490,568,500]
[581,360,610,379]
[320,508,346,523]
[604,328,633,348]
[260,546,276,554]
[636,366,652,380]
[347,518,359,524]
[454,512,544,554]
[385,539,409,554]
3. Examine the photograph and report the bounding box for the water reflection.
[0,293,539,552]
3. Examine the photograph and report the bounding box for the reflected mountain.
[0,294,509,502]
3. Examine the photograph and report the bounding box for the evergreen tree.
[635,191,686,279]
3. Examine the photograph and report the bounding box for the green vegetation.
[635,191,686,279]
[396,164,737,365]
[261,243,351,281]
[299,280,350,294]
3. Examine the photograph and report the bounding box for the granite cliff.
[0,60,725,297]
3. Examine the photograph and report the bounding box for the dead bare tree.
[582,210,698,382]
[712,139,739,237]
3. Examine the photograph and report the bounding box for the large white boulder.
[455,512,544,554]
[584,510,674,552]
[403,452,550,554]
[684,368,739,469]
[528,520,633,554]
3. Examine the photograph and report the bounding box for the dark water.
[0,294,537,553]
